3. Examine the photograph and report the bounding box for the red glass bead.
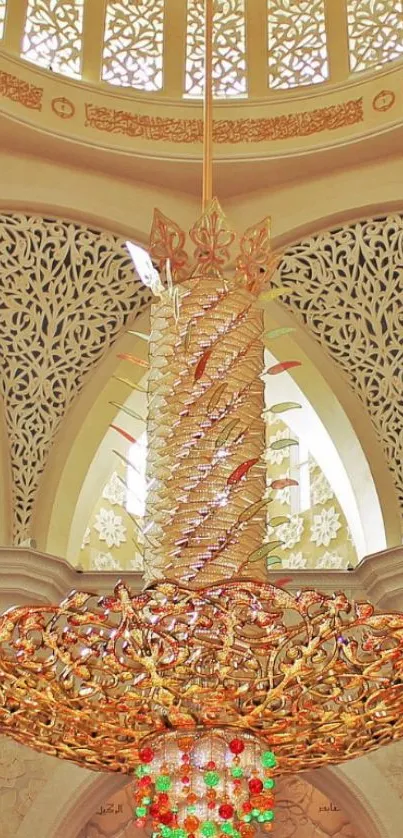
[158,794,169,805]
[136,819,146,828]
[149,804,160,817]
[219,804,234,820]
[139,776,151,788]
[182,776,190,784]
[139,746,154,763]
[208,801,216,810]
[249,779,263,794]
[229,738,245,755]
[160,812,174,826]
[206,761,216,770]
[242,802,252,814]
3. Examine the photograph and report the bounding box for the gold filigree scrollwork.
[236,216,279,291]
[189,198,236,271]
[2,580,403,774]
[149,209,190,282]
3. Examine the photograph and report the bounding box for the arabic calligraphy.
[95,803,124,816]
[318,803,340,813]
[0,70,43,110]
[84,99,364,144]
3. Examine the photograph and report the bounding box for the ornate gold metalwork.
[1,579,403,774]
[1,199,403,788]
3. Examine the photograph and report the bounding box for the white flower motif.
[311,471,334,506]
[265,409,282,427]
[80,526,90,550]
[129,554,145,571]
[276,514,304,549]
[94,508,127,548]
[282,551,307,569]
[274,472,291,506]
[316,551,347,570]
[102,471,126,507]
[90,551,120,571]
[310,506,341,547]
[265,429,292,465]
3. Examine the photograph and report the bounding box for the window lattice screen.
[102,0,164,90]
[347,0,403,73]
[185,0,247,98]
[22,0,84,77]
[0,0,7,40]
[267,0,329,89]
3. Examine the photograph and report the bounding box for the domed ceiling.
[0,0,402,179]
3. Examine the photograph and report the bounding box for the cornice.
[0,545,402,610]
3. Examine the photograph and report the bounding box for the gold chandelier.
[1,2,403,837]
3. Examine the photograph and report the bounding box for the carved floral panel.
[347,0,403,72]
[276,213,403,525]
[267,0,329,89]
[0,213,150,544]
[185,0,247,98]
[22,0,84,78]
[102,0,164,90]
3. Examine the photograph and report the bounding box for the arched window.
[267,0,328,89]
[185,0,247,98]
[22,0,84,77]
[102,0,164,90]
[347,0,403,73]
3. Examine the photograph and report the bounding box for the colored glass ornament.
[261,751,277,769]
[201,821,217,837]
[229,738,245,755]
[139,746,154,763]
[204,770,220,787]
[156,775,172,791]
[219,804,234,820]
[248,778,263,794]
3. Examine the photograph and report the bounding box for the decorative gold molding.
[84,98,364,144]
[0,70,43,110]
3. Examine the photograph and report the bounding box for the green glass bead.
[173,829,187,838]
[201,821,217,837]
[231,767,244,779]
[261,751,277,769]
[233,831,240,838]
[161,828,172,838]
[135,807,147,818]
[251,809,260,818]
[143,797,152,805]
[264,811,274,822]
[136,765,147,778]
[263,778,275,790]
[257,815,265,823]
[187,806,197,814]
[221,823,234,834]
[156,774,172,791]
[242,815,252,823]
[204,771,220,787]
